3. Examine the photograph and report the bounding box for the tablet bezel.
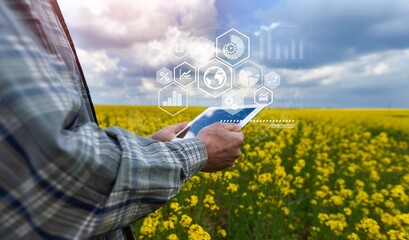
[173,105,264,140]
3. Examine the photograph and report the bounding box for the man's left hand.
[150,121,188,142]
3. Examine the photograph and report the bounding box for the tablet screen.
[178,107,258,139]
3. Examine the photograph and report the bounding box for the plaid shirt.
[0,0,208,239]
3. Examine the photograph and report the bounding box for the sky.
[58,0,409,108]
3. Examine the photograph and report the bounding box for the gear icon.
[221,94,243,114]
[224,42,237,55]
[224,96,234,106]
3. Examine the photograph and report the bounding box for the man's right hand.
[197,123,244,172]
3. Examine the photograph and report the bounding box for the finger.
[177,126,190,138]
[221,123,242,132]
[229,132,245,145]
[235,148,242,158]
[168,121,188,133]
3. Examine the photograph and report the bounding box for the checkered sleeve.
[0,2,207,239]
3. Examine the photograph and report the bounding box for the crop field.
[95,106,409,240]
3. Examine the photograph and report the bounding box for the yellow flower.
[316,190,326,198]
[344,207,352,216]
[381,213,394,226]
[355,180,365,190]
[167,234,179,240]
[218,228,227,238]
[188,224,211,240]
[180,214,193,228]
[163,220,175,230]
[139,210,161,238]
[224,171,234,180]
[282,207,289,215]
[185,195,199,207]
[318,213,347,236]
[391,185,409,202]
[258,150,266,158]
[388,229,408,240]
[170,202,182,213]
[385,199,395,209]
[347,164,359,174]
[203,194,219,211]
[257,192,265,199]
[347,233,360,240]
[257,173,272,184]
[356,218,382,239]
[363,132,371,138]
[243,143,251,151]
[169,214,178,223]
[330,195,344,206]
[190,175,201,184]
[340,189,354,198]
[227,183,239,193]
[311,226,320,232]
[370,192,384,204]
[293,159,306,173]
[370,170,380,181]
[355,190,369,205]
[293,176,304,189]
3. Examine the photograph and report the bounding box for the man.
[0,0,244,239]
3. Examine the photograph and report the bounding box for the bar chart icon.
[158,83,188,116]
[273,39,304,60]
[255,25,311,62]
[162,90,183,106]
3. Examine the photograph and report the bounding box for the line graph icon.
[174,62,196,87]
[179,69,192,81]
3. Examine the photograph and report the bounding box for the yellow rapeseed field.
[95,106,409,240]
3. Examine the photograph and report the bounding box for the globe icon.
[203,66,227,89]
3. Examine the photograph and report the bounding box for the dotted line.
[251,119,296,123]
[219,119,296,123]
[219,120,243,123]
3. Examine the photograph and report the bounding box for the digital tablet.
[173,105,263,140]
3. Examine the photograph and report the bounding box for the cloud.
[254,0,409,67]
[59,0,219,105]
[57,0,409,108]
[273,48,409,108]
[77,49,124,87]
[59,0,217,49]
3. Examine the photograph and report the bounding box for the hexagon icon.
[264,71,281,89]
[198,58,233,98]
[174,62,196,87]
[156,67,173,85]
[254,86,273,106]
[189,36,215,65]
[234,60,263,90]
[158,83,188,116]
[170,38,189,59]
[221,93,244,115]
[216,28,250,66]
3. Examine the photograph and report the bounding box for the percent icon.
[156,67,173,85]
[160,71,170,81]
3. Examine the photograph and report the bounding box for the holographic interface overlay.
[156,28,298,116]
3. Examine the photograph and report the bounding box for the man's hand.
[197,123,244,172]
[150,122,188,142]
